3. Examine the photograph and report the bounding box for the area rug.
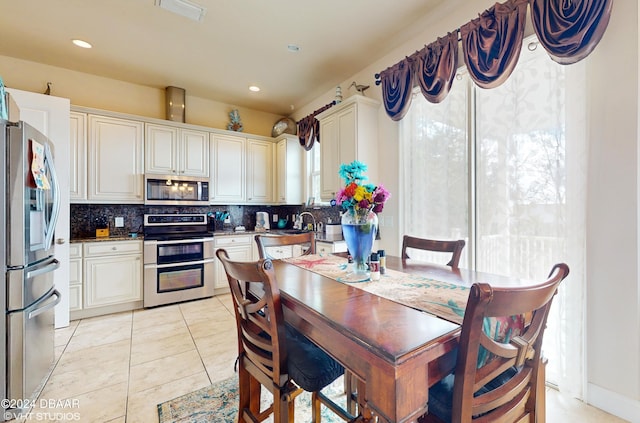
[158,375,347,423]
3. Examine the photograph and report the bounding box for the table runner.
[283,254,469,324]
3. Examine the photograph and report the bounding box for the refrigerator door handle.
[43,142,60,251]
[27,289,61,320]
[25,258,60,280]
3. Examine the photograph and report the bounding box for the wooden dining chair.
[419,263,570,423]
[401,235,466,268]
[255,232,316,259]
[216,249,357,423]
[256,233,369,419]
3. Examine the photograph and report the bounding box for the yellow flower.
[353,185,367,202]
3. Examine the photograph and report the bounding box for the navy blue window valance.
[375,0,613,121]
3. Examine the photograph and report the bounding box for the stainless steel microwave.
[145,175,209,205]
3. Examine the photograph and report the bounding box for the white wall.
[0,55,282,137]
[293,0,640,421]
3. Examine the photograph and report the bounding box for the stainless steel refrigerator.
[2,119,61,420]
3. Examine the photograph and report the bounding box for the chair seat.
[285,324,344,392]
[428,367,519,422]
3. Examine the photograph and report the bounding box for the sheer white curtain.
[400,37,586,398]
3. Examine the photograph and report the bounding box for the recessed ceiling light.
[72,39,92,49]
[249,86,260,92]
[287,44,300,53]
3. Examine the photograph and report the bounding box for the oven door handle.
[146,258,217,269]
[145,238,214,246]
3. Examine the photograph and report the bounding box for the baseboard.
[587,382,640,423]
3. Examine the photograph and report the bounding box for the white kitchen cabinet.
[210,133,246,203]
[69,111,87,202]
[68,243,83,312]
[83,240,142,309]
[275,135,303,204]
[145,123,209,177]
[214,235,253,290]
[87,114,144,203]
[316,95,380,201]
[316,240,348,255]
[264,245,293,259]
[246,138,274,203]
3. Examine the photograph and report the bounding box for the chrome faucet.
[298,212,316,231]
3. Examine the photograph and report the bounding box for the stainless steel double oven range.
[143,214,215,308]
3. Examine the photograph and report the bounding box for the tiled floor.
[20,294,628,422]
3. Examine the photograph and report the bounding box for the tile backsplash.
[70,204,342,239]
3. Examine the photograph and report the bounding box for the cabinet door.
[337,107,357,164]
[84,254,142,308]
[317,96,380,202]
[214,246,252,289]
[246,138,273,203]
[211,134,245,203]
[276,136,303,204]
[145,123,178,175]
[276,139,287,203]
[69,112,87,202]
[180,129,209,177]
[319,116,340,200]
[88,115,144,203]
[69,258,83,311]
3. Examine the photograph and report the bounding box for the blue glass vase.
[341,208,378,282]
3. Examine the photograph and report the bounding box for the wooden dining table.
[272,253,537,423]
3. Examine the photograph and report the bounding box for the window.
[401,38,586,395]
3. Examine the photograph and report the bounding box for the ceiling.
[0,0,446,116]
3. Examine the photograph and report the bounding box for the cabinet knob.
[112,247,117,250]
[56,238,66,245]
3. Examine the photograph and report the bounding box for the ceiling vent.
[155,0,206,22]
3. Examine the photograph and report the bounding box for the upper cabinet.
[316,95,380,201]
[87,114,144,203]
[145,123,209,177]
[210,133,246,203]
[70,105,299,206]
[69,111,87,202]
[246,138,274,203]
[275,135,303,205]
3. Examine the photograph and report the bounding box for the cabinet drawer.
[265,245,293,259]
[84,240,142,257]
[214,235,252,247]
[317,242,333,256]
[69,243,83,258]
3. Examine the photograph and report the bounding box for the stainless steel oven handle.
[145,258,216,269]
[27,289,61,319]
[146,238,214,246]
[26,258,60,280]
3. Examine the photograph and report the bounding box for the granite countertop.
[212,229,345,243]
[72,230,344,243]
[71,235,142,243]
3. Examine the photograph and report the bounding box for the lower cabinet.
[69,244,83,312]
[214,235,253,291]
[264,245,293,259]
[70,240,143,320]
[316,240,348,255]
